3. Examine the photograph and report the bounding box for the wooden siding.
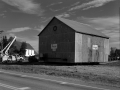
[82,34,89,62]
[39,17,109,63]
[39,18,75,63]
[104,39,109,62]
[75,33,82,62]
[82,34,105,62]
[75,32,105,63]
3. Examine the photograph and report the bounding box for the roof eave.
[75,31,109,39]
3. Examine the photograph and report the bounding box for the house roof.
[13,41,33,50]
[38,16,109,39]
[12,41,38,54]
[55,16,109,38]
[26,43,33,49]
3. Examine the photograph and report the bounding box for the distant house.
[38,16,109,63]
[11,41,37,56]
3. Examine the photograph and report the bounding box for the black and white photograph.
[0,0,120,90]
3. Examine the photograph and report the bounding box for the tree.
[2,36,8,49]
[115,49,120,57]
[0,42,2,50]
[19,42,27,55]
[9,45,19,55]
[8,36,14,43]
[110,47,116,57]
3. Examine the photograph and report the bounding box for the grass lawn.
[0,61,120,87]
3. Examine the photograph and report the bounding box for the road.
[0,70,119,90]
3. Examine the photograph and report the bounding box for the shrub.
[28,56,38,63]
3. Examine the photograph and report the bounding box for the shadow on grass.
[0,61,100,66]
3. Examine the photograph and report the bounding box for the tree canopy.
[0,36,27,55]
[19,42,27,55]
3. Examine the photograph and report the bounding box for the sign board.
[51,44,57,51]
[92,45,98,50]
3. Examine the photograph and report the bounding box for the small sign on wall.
[92,45,98,50]
[51,44,57,51]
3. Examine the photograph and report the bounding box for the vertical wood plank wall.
[75,33,108,63]
[75,33,82,62]
[39,18,75,63]
[104,39,109,62]
[81,34,106,62]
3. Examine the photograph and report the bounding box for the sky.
[0,0,120,52]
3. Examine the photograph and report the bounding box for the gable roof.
[26,43,34,50]
[55,16,109,38]
[38,16,109,39]
[12,41,38,54]
[13,41,33,50]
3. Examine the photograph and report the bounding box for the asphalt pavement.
[0,70,119,90]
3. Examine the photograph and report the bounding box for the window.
[53,26,57,31]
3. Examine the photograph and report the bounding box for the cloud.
[34,25,45,32]
[111,41,120,45]
[5,33,16,39]
[40,17,52,23]
[82,16,119,37]
[105,31,119,42]
[1,0,44,15]
[57,13,70,18]
[7,33,16,38]
[78,16,119,48]
[8,27,31,33]
[49,7,68,12]
[0,13,4,16]
[46,2,63,7]
[69,0,115,11]
[0,13,6,18]
[48,2,80,12]
[71,1,80,6]
[85,16,119,30]
[110,41,120,49]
